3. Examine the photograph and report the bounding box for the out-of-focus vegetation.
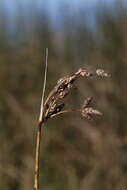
[0,1,127,190]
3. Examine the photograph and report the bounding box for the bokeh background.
[0,0,127,189]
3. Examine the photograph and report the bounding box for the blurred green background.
[0,0,127,189]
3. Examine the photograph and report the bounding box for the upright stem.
[34,48,48,189]
[34,121,43,190]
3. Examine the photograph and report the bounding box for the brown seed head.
[96,69,111,78]
[42,67,109,122]
[81,107,102,120]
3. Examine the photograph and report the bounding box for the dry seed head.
[82,97,93,109]
[76,68,93,77]
[96,69,111,78]
[81,107,102,120]
[59,89,69,99]
[42,67,109,122]
[46,103,65,120]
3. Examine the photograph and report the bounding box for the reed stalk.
[33,54,110,190]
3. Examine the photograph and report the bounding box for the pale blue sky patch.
[0,0,126,31]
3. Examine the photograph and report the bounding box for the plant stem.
[50,109,81,118]
[34,121,43,190]
[34,48,48,190]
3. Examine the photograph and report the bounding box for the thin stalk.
[34,121,43,190]
[50,109,81,118]
[39,48,48,122]
[34,49,48,190]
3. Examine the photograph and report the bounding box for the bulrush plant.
[34,51,110,190]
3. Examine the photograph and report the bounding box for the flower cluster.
[81,97,102,120]
[42,68,110,122]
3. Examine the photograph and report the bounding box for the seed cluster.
[42,68,110,122]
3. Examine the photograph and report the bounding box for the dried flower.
[96,69,111,78]
[42,67,109,122]
[81,107,102,120]
[45,103,65,120]
[76,68,93,77]
[82,97,93,109]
